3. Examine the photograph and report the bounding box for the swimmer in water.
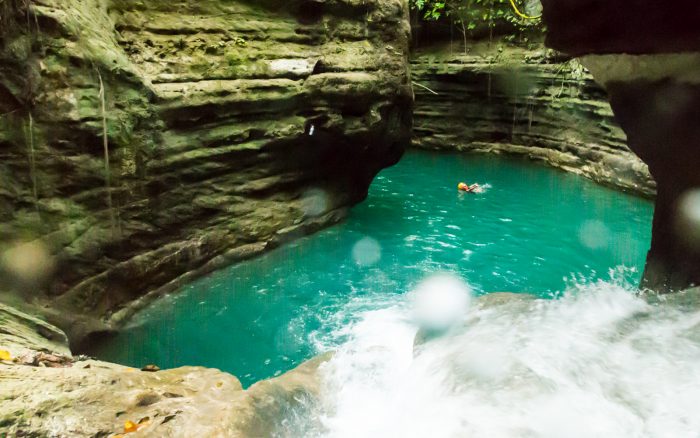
[458,182,481,193]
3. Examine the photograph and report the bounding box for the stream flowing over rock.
[0,0,413,340]
[411,43,654,197]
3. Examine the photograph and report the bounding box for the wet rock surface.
[0,303,331,437]
[0,301,70,357]
[411,43,655,197]
[0,0,413,337]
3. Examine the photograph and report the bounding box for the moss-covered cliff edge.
[0,0,413,343]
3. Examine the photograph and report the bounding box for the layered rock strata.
[411,43,655,197]
[0,0,413,342]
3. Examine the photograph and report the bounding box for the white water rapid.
[282,274,700,438]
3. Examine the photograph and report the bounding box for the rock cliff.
[0,0,413,342]
[411,43,654,196]
[541,0,700,291]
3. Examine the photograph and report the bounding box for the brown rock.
[141,364,160,372]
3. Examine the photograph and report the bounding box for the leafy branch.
[411,0,543,47]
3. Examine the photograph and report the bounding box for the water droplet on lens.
[578,220,611,250]
[0,240,55,291]
[352,237,381,267]
[301,187,329,217]
[675,189,700,249]
[409,273,472,333]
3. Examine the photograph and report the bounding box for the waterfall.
[284,277,700,437]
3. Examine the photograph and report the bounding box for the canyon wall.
[412,43,655,197]
[0,0,413,342]
[541,0,700,291]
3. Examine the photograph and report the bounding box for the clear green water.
[90,151,653,386]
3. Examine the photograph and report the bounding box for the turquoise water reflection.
[90,151,653,386]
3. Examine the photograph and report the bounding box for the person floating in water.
[458,182,481,193]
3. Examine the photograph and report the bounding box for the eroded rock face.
[0,301,70,357]
[0,0,412,338]
[584,57,700,291]
[411,43,654,196]
[541,0,700,291]
[0,303,331,437]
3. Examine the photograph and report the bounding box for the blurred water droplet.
[0,240,55,291]
[352,237,381,267]
[495,67,536,99]
[301,187,329,217]
[655,85,692,116]
[675,189,700,249]
[578,220,611,250]
[409,273,472,333]
[525,0,542,15]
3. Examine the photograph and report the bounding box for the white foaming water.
[468,183,493,194]
[285,276,700,438]
[409,273,472,333]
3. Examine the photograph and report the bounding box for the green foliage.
[411,0,542,36]
[225,52,245,66]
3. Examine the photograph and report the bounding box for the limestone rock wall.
[411,44,655,197]
[541,0,700,291]
[0,302,329,437]
[0,0,412,341]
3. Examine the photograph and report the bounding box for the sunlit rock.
[0,302,332,437]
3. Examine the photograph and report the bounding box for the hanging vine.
[508,0,541,19]
[96,68,117,236]
[25,112,39,214]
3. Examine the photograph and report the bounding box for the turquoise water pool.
[90,151,653,386]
